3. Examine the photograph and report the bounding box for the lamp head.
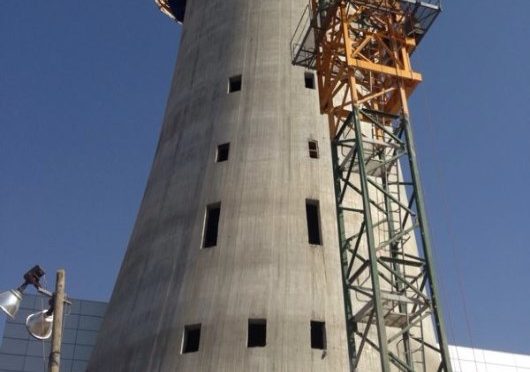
[0,289,23,319]
[26,309,53,340]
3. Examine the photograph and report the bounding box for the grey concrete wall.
[88,0,349,370]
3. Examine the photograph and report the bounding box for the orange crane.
[291,1,451,371]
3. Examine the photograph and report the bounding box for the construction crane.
[154,0,186,23]
[155,0,451,370]
[291,1,451,371]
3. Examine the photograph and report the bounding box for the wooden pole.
[48,269,65,372]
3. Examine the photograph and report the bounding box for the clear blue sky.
[1,0,529,356]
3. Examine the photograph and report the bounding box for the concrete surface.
[88,0,348,370]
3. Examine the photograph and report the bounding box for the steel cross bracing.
[291,1,451,371]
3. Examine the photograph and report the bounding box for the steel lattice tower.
[291,0,451,370]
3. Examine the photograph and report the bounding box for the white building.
[450,346,530,372]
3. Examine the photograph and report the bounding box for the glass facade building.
[0,294,106,372]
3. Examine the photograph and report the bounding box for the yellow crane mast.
[291,1,451,371]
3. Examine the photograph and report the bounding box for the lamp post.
[48,269,65,372]
[0,266,69,372]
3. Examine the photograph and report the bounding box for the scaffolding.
[291,1,451,371]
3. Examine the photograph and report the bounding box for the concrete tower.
[88,0,349,370]
[89,0,449,371]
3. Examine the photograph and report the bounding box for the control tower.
[88,0,449,371]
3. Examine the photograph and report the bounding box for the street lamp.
[26,309,54,340]
[0,265,46,318]
[0,266,69,372]
[0,289,23,319]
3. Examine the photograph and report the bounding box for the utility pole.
[48,269,65,372]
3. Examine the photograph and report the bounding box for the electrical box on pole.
[291,1,451,371]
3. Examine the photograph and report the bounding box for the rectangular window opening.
[308,140,319,159]
[306,200,322,245]
[182,324,201,353]
[216,143,230,162]
[203,203,221,248]
[304,72,315,89]
[247,319,266,347]
[228,74,242,93]
[311,321,326,350]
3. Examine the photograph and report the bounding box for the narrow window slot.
[310,321,326,350]
[216,143,230,162]
[228,74,242,93]
[305,200,322,245]
[203,203,221,248]
[247,319,266,347]
[308,140,319,159]
[304,72,315,89]
[182,324,201,353]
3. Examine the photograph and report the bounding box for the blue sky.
[1,0,529,356]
